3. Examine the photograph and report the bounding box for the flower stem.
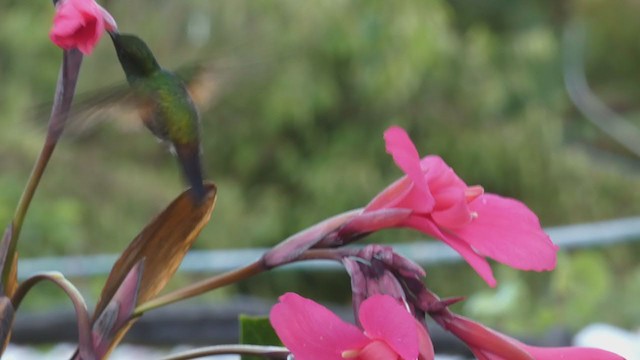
[12,272,95,360]
[1,49,83,289]
[135,246,362,315]
[134,260,266,316]
[159,344,289,360]
[8,141,56,254]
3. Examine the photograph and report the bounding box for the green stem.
[1,49,83,288]
[159,344,289,360]
[134,260,265,315]
[13,145,47,235]
[7,141,56,258]
[134,248,355,315]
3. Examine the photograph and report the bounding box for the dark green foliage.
[239,315,282,360]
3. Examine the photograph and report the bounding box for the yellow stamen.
[342,349,360,358]
[465,185,484,202]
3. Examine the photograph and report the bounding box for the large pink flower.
[270,292,434,360]
[50,0,117,55]
[365,126,558,287]
[442,313,625,360]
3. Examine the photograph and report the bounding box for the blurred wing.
[30,81,145,139]
[31,54,275,139]
[71,83,145,133]
[180,61,222,113]
[178,54,277,113]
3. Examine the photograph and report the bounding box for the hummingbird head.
[109,32,161,80]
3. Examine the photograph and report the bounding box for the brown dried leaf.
[94,182,216,316]
[90,182,217,358]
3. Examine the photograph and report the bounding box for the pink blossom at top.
[270,292,434,360]
[364,126,559,287]
[50,0,117,55]
[442,313,625,360]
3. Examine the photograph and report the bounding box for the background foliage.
[1,0,639,338]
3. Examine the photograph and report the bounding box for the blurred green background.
[1,0,640,338]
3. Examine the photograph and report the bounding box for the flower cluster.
[271,292,624,360]
[365,126,559,287]
[270,293,433,360]
[46,4,623,357]
[264,126,558,287]
[266,126,622,359]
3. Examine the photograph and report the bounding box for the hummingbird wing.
[177,54,277,112]
[31,52,276,140]
[30,81,146,139]
[31,64,223,139]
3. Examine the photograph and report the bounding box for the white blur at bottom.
[574,323,640,360]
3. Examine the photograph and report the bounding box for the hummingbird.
[107,31,206,201]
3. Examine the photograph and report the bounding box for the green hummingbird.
[107,31,206,201]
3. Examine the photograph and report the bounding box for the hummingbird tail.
[174,143,206,202]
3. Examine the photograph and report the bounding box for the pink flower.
[441,314,625,360]
[364,126,558,287]
[270,292,434,360]
[262,126,558,287]
[50,0,117,55]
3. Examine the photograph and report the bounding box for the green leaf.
[239,315,282,360]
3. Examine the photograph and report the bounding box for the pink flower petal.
[50,0,117,55]
[270,293,369,360]
[418,155,475,228]
[416,318,435,360]
[394,184,441,214]
[99,7,117,31]
[339,208,412,236]
[442,315,534,359]
[359,295,419,360]
[446,314,624,360]
[404,216,497,287]
[472,350,497,360]
[420,155,468,191]
[52,7,81,34]
[431,187,473,229]
[367,177,412,211]
[384,126,435,211]
[356,340,400,360]
[522,344,626,360]
[71,0,99,12]
[451,194,558,272]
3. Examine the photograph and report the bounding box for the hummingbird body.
[109,33,205,201]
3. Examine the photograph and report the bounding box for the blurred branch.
[563,19,640,159]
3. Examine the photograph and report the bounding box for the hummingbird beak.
[108,30,120,39]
